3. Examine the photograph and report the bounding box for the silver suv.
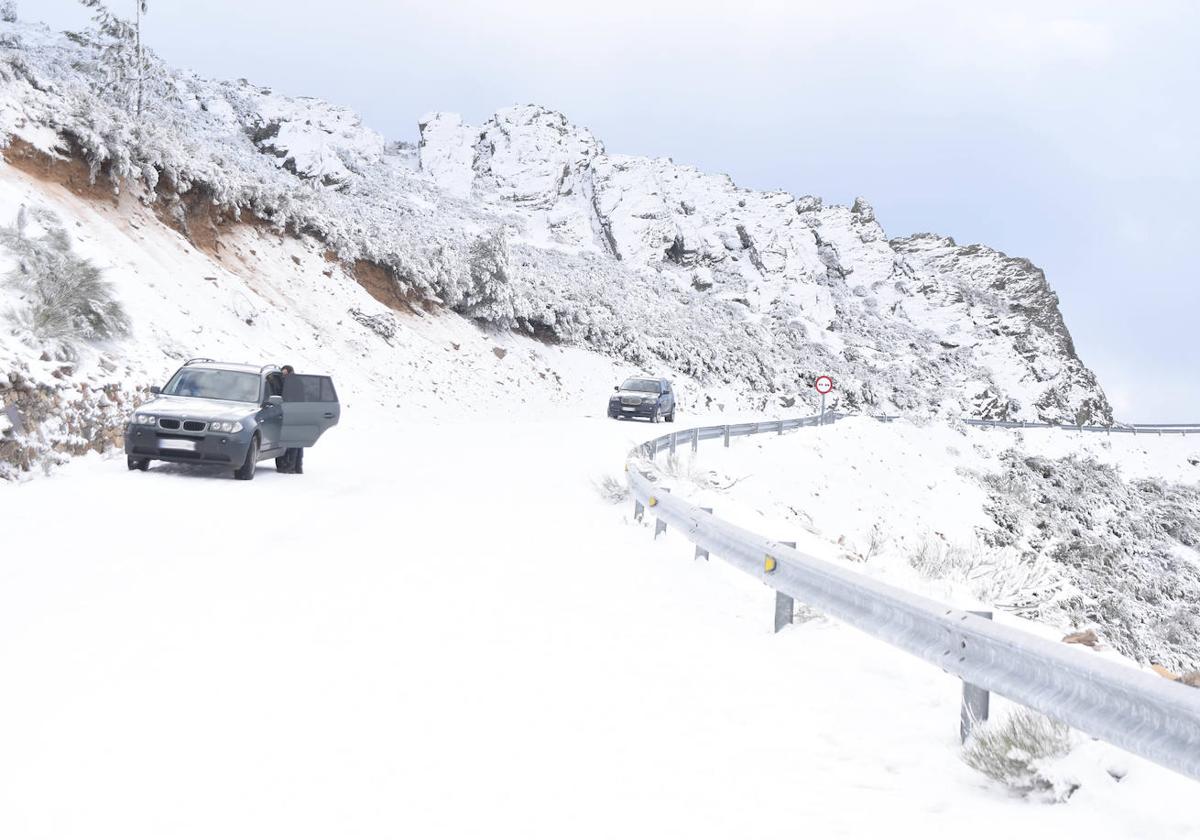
[123,359,341,480]
[607,377,677,423]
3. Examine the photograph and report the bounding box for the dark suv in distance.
[608,377,677,423]
[123,359,341,480]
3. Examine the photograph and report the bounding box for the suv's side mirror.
[613,385,619,391]
[150,385,161,395]
[267,395,283,408]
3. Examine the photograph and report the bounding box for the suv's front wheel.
[127,456,149,471]
[234,436,259,481]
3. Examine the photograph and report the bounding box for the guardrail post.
[695,507,712,560]
[633,498,644,521]
[691,428,699,453]
[670,433,678,457]
[724,425,731,448]
[654,487,670,539]
[773,541,797,633]
[960,610,993,743]
[777,419,784,435]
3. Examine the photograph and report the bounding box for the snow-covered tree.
[72,0,152,117]
[459,229,518,325]
[0,2,18,24]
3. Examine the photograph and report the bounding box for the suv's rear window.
[622,379,661,393]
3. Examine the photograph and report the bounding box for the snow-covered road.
[2,411,1196,839]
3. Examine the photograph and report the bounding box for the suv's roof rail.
[184,357,214,366]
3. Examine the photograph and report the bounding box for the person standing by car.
[276,365,304,474]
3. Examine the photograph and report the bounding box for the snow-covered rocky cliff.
[0,16,1113,475]
[416,105,1110,423]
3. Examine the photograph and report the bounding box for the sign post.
[814,375,833,425]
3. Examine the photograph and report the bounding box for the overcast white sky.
[28,1,1200,420]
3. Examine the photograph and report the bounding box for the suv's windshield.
[621,378,661,393]
[164,368,261,402]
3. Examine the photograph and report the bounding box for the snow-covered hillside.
[0,139,640,478]
[654,418,1200,672]
[0,14,1112,483]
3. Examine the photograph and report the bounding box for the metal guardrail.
[866,415,1200,435]
[625,413,1200,781]
[961,418,1200,435]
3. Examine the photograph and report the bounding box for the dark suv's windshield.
[621,379,661,393]
[164,368,261,403]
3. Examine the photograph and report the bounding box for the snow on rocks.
[418,105,1113,424]
[417,112,477,198]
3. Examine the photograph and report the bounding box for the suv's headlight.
[208,421,243,433]
[134,414,157,425]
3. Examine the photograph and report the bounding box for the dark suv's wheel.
[234,436,259,481]
[666,408,676,423]
[127,456,149,471]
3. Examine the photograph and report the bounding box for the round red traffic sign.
[815,375,833,395]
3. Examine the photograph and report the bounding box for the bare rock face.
[419,108,1112,423]
[1062,629,1100,647]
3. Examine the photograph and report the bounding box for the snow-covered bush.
[980,452,1200,670]
[0,206,130,357]
[962,709,1077,801]
[0,2,17,24]
[593,474,630,504]
[908,535,1062,615]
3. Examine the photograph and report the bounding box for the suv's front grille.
[621,397,643,406]
[157,418,207,433]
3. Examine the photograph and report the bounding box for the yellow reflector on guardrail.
[764,555,777,573]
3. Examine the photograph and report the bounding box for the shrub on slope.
[980,451,1200,671]
[0,205,129,357]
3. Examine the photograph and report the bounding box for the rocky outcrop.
[419,108,1112,423]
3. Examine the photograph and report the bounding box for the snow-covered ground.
[667,416,1200,581]
[2,408,1197,839]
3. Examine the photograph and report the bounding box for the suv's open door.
[280,374,340,447]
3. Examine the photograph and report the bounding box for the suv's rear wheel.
[234,436,259,481]
[666,408,676,423]
[127,456,149,471]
